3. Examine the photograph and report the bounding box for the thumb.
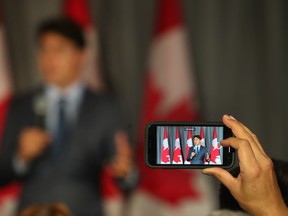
[202,167,236,190]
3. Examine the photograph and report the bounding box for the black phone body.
[145,122,235,169]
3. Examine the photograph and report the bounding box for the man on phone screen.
[187,135,209,165]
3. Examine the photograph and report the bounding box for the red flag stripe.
[0,95,10,139]
[154,0,183,36]
[136,0,200,204]
[63,0,92,28]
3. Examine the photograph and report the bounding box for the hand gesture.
[17,128,51,163]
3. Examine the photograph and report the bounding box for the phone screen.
[146,122,235,168]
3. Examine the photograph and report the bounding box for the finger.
[110,162,129,177]
[222,115,262,156]
[202,167,237,191]
[36,136,50,147]
[114,131,131,156]
[221,137,258,170]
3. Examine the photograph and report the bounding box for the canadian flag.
[184,127,193,164]
[130,0,215,215]
[210,127,222,164]
[0,15,21,216]
[200,127,208,164]
[200,127,205,146]
[172,127,183,164]
[161,127,170,164]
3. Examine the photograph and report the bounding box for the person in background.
[19,203,73,216]
[0,17,133,216]
[203,115,288,216]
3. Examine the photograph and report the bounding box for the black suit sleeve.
[98,97,138,191]
[99,100,126,164]
[0,98,23,186]
[199,147,209,163]
[0,94,34,186]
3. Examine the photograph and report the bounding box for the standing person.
[0,17,132,216]
[187,135,209,164]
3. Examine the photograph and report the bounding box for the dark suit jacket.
[0,88,125,216]
[186,146,208,165]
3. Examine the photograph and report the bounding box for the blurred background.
[0,0,287,215]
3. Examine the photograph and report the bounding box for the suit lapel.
[69,89,105,145]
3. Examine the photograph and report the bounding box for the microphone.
[33,91,46,129]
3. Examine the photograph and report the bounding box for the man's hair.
[193,135,202,140]
[36,17,86,49]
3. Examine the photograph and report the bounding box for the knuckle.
[251,132,257,139]
[230,121,240,129]
[252,133,261,143]
[251,132,260,142]
[239,139,250,147]
[245,133,254,143]
[249,165,262,178]
[262,157,274,171]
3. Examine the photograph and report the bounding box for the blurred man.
[186,135,209,164]
[0,17,132,216]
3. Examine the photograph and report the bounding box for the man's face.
[37,32,85,88]
[193,137,201,146]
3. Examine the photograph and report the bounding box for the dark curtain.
[183,0,288,159]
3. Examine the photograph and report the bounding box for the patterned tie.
[53,98,68,158]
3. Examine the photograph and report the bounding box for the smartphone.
[145,122,235,169]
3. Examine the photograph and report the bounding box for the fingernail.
[224,114,236,121]
[202,169,212,176]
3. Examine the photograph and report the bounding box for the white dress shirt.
[194,145,200,154]
[45,82,85,137]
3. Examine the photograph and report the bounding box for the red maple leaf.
[137,75,200,205]
[173,148,182,163]
[161,147,170,163]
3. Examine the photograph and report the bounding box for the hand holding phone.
[203,115,288,215]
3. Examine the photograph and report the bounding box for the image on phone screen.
[157,126,223,165]
[146,122,234,168]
